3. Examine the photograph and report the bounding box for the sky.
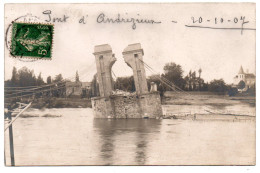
[4,3,256,84]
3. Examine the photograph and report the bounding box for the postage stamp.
[11,22,53,59]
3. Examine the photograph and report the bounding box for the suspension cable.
[5,61,96,90]
[5,62,96,99]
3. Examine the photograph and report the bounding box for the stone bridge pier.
[91,43,163,119]
[123,43,148,95]
[93,44,116,97]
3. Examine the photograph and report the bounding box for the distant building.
[64,81,92,98]
[233,66,255,90]
[81,82,92,98]
[64,81,82,97]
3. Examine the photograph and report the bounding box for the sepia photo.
[4,3,256,166]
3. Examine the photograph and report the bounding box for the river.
[4,106,255,166]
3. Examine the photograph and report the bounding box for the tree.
[191,71,196,79]
[162,62,185,90]
[52,74,64,97]
[11,67,19,86]
[90,73,99,97]
[184,68,206,91]
[114,76,135,92]
[237,80,246,89]
[208,79,227,93]
[75,71,79,82]
[36,72,45,86]
[47,76,52,84]
[198,68,202,90]
[198,68,202,78]
[53,74,63,83]
[247,84,255,96]
[18,67,37,87]
[45,76,52,97]
[202,82,209,91]
[227,86,238,96]
[188,70,192,90]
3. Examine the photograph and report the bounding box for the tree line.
[5,67,95,99]
[6,66,65,87]
[109,62,229,95]
[6,62,255,99]
[5,67,67,98]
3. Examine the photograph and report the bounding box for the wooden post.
[7,111,15,166]
[4,102,31,166]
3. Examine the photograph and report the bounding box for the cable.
[138,57,190,94]
[5,83,67,100]
[5,62,96,97]
[5,62,96,99]
[137,57,219,114]
[139,59,182,93]
[5,61,96,90]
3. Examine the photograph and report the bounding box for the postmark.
[10,22,54,59]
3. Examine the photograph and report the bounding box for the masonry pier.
[91,43,163,119]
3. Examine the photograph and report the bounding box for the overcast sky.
[5,3,255,84]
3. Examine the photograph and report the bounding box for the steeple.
[238,65,244,74]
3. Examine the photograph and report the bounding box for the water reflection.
[5,108,255,165]
[93,119,162,165]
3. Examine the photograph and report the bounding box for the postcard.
[4,3,255,166]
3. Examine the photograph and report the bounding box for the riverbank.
[30,97,92,109]
[161,91,255,120]
[162,91,255,107]
[5,91,255,110]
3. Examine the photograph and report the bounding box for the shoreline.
[6,92,255,121]
[5,91,256,109]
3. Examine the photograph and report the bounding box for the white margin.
[0,0,258,173]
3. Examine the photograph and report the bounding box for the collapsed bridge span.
[91,43,163,119]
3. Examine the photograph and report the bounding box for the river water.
[5,107,255,166]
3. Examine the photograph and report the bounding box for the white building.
[233,66,255,90]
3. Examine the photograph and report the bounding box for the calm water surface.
[5,107,255,165]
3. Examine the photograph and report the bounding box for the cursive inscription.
[39,10,256,34]
[96,13,161,30]
[43,10,69,23]
[186,16,255,35]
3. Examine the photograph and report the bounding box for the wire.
[137,57,223,114]
[5,62,96,99]
[139,59,181,93]
[5,61,96,90]
[5,83,66,100]
[5,62,96,96]
[137,57,190,94]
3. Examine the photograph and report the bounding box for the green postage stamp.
[11,22,53,59]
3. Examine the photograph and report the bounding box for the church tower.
[238,65,245,81]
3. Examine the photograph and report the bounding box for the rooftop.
[238,66,245,74]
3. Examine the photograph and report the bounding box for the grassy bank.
[162,91,255,107]
[5,91,255,109]
[30,98,92,109]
